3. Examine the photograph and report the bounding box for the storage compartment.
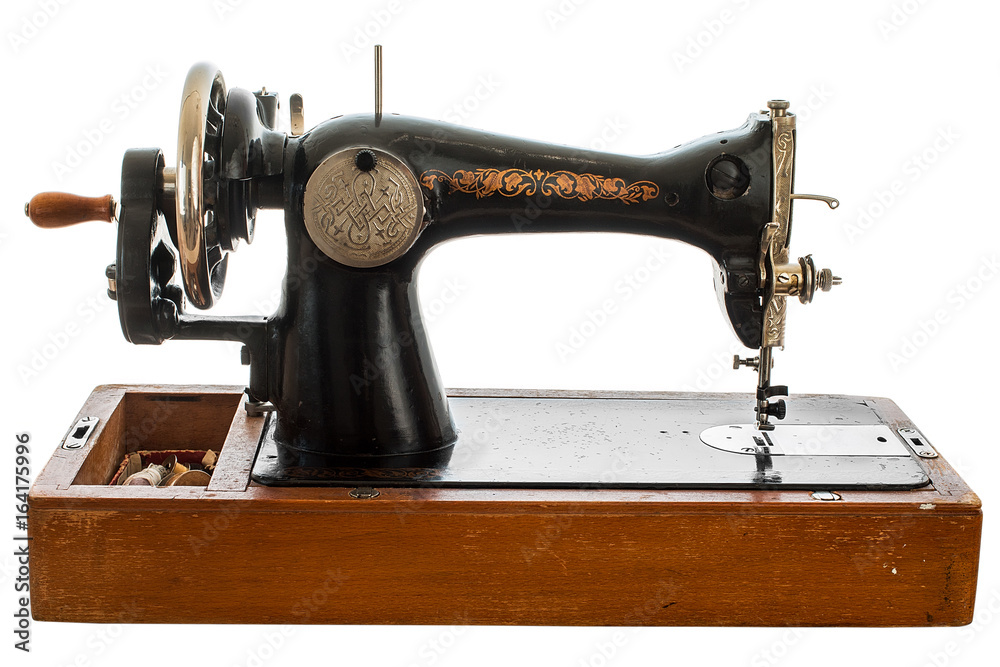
[108,449,220,486]
[71,390,242,486]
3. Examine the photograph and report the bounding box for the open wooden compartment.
[35,385,260,494]
[71,388,244,487]
[28,385,982,626]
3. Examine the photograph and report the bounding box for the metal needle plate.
[699,423,909,456]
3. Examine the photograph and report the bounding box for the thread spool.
[123,463,168,486]
[163,470,211,487]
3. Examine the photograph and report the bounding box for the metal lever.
[789,193,839,209]
[374,44,383,125]
[290,93,304,136]
[757,222,778,288]
[750,221,840,430]
[745,100,845,431]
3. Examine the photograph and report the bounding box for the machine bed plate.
[252,394,930,489]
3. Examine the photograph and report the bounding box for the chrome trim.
[176,62,225,309]
[289,93,304,136]
[374,44,383,124]
[62,416,99,450]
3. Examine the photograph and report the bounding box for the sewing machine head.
[26,54,841,476]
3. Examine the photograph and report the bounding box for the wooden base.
[28,385,982,626]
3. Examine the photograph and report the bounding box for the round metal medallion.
[303,148,424,268]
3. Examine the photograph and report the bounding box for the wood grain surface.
[25,192,115,228]
[28,385,982,626]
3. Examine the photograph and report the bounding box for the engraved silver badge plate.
[303,147,424,268]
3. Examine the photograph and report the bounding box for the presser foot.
[733,349,786,430]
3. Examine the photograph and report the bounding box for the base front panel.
[27,385,982,626]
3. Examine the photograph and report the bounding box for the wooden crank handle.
[25,192,117,228]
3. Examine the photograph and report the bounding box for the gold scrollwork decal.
[420,168,659,205]
[772,129,794,251]
[763,297,787,346]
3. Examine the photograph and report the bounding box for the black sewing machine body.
[107,68,783,472]
[274,112,771,469]
[107,69,772,467]
[29,61,851,480]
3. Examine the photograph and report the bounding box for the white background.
[2,0,998,665]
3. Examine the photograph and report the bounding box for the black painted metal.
[117,91,776,473]
[116,149,182,345]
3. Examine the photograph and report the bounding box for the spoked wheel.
[175,62,229,309]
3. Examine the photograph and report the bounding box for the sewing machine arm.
[25,62,841,466]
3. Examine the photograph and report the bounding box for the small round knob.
[354,149,377,171]
[106,263,117,301]
[765,399,787,420]
[767,100,790,117]
[817,268,842,292]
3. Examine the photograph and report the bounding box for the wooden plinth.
[28,385,982,626]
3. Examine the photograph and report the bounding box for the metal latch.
[898,427,938,459]
[62,417,99,450]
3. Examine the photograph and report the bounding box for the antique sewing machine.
[25,53,981,626]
